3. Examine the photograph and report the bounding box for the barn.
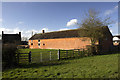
[29,26,113,52]
[2,31,21,45]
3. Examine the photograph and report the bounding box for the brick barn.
[29,26,113,51]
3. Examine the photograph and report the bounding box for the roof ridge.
[29,26,111,40]
[37,28,79,35]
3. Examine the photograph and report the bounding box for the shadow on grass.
[17,60,70,68]
[60,56,89,60]
[97,51,120,56]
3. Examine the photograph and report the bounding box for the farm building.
[29,26,113,52]
[2,31,21,45]
[17,41,29,49]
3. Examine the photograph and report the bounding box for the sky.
[0,2,119,39]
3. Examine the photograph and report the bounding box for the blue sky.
[1,2,119,38]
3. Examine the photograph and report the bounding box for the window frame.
[38,43,40,46]
[38,40,40,42]
[31,43,33,45]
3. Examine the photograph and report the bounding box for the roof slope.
[29,26,112,40]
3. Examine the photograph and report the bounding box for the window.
[38,40,40,42]
[31,43,33,45]
[31,40,33,42]
[43,43,45,46]
[38,43,40,46]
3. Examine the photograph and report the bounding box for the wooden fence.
[59,49,86,59]
[17,51,31,64]
[17,49,87,64]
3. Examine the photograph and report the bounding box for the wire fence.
[31,50,58,63]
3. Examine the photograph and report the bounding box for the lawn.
[2,52,119,78]
[19,49,57,53]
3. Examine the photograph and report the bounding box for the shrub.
[86,45,101,55]
[2,43,19,70]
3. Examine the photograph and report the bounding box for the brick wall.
[29,37,93,50]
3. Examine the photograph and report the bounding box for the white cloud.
[104,5,118,16]
[22,29,37,38]
[0,27,52,40]
[0,27,22,39]
[0,27,22,34]
[114,5,118,9]
[21,28,51,38]
[66,19,78,27]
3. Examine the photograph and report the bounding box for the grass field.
[19,49,57,53]
[2,52,119,78]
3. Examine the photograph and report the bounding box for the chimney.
[19,32,21,36]
[19,32,21,41]
[42,30,45,33]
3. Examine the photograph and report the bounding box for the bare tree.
[78,9,113,45]
[21,37,28,41]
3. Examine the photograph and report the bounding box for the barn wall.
[100,37,113,52]
[29,37,93,50]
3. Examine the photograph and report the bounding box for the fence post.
[78,49,80,56]
[50,51,52,61]
[41,53,42,62]
[29,51,31,63]
[17,53,19,64]
[66,50,68,58]
[58,49,60,60]
[73,50,74,57]
[82,49,84,57]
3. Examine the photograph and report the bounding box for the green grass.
[19,49,57,53]
[2,52,119,78]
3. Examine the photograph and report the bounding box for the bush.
[86,45,101,55]
[2,43,19,70]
